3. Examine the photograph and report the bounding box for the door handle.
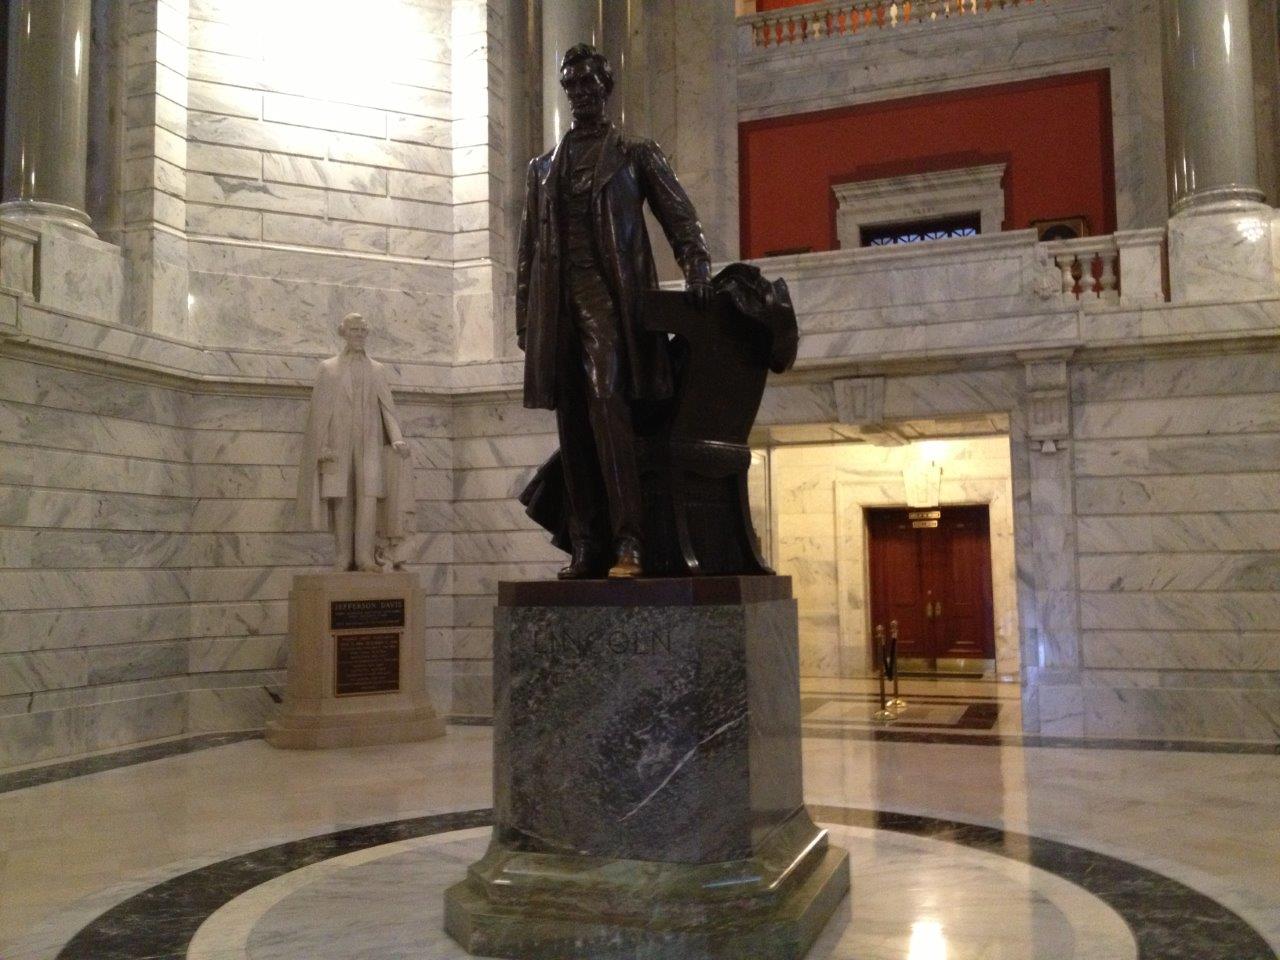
[925,601,933,620]
[935,600,942,619]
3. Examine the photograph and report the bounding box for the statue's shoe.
[558,544,607,580]
[606,538,643,579]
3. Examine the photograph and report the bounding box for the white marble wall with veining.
[448,396,561,716]
[0,358,195,766]
[0,354,457,767]
[1068,349,1280,740]
[175,0,459,357]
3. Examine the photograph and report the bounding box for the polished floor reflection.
[2,726,1277,959]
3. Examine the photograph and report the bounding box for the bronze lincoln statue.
[516,43,713,580]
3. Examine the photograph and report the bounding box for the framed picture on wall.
[1031,216,1090,242]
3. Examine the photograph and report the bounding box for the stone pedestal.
[1167,201,1280,303]
[445,576,849,959]
[265,572,445,749]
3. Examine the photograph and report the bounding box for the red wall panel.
[739,71,1116,258]
[757,0,813,9]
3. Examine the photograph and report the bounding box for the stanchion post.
[888,619,906,710]
[873,623,894,723]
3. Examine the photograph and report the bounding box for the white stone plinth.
[1167,201,1280,303]
[265,571,445,749]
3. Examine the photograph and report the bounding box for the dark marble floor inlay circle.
[55,806,1274,960]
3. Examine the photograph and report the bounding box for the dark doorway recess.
[867,504,995,675]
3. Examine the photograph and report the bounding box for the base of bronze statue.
[443,576,849,959]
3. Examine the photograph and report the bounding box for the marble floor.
[800,676,1024,736]
[2,726,1278,960]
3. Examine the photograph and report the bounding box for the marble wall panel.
[1078,553,1280,593]
[1079,593,1280,632]
[1074,394,1280,439]
[187,684,280,734]
[186,270,454,358]
[1083,631,1280,671]
[0,356,461,766]
[797,313,1080,365]
[1070,352,1280,401]
[0,358,189,424]
[0,487,192,532]
[1077,514,1280,553]
[0,402,189,463]
[1073,434,1280,477]
[0,445,192,498]
[1075,475,1280,515]
[0,691,187,767]
[1079,685,1280,740]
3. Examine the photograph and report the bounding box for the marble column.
[1162,0,1277,300]
[541,1,647,151]
[1,0,96,235]
[541,0,600,149]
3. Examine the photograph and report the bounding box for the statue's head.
[559,43,612,124]
[339,312,369,352]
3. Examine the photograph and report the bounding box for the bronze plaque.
[334,633,401,697]
[912,520,939,529]
[330,598,405,630]
[908,510,942,521]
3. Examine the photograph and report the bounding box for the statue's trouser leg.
[561,272,643,545]
[332,494,354,571]
[354,495,378,570]
[556,352,608,551]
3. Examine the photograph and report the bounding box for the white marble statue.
[296,313,414,571]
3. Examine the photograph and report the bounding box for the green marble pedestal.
[444,576,850,959]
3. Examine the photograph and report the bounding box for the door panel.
[866,511,928,659]
[934,507,995,659]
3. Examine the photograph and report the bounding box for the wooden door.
[867,505,996,664]
[866,510,929,658]
[932,507,994,658]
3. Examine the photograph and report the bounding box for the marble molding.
[265,571,445,749]
[444,577,850,959]
[833,164,1007,248]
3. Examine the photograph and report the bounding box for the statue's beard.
[571,102,605,125]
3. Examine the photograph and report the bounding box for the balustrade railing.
[1043,236,1120,302]
[743,0,1046,48]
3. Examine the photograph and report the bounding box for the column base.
[0,199,96,237]
[1167,199,1279,303]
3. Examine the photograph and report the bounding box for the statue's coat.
[296,354,410,534]
[515,124,712,411]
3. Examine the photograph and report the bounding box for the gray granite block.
[446,575,849,960]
